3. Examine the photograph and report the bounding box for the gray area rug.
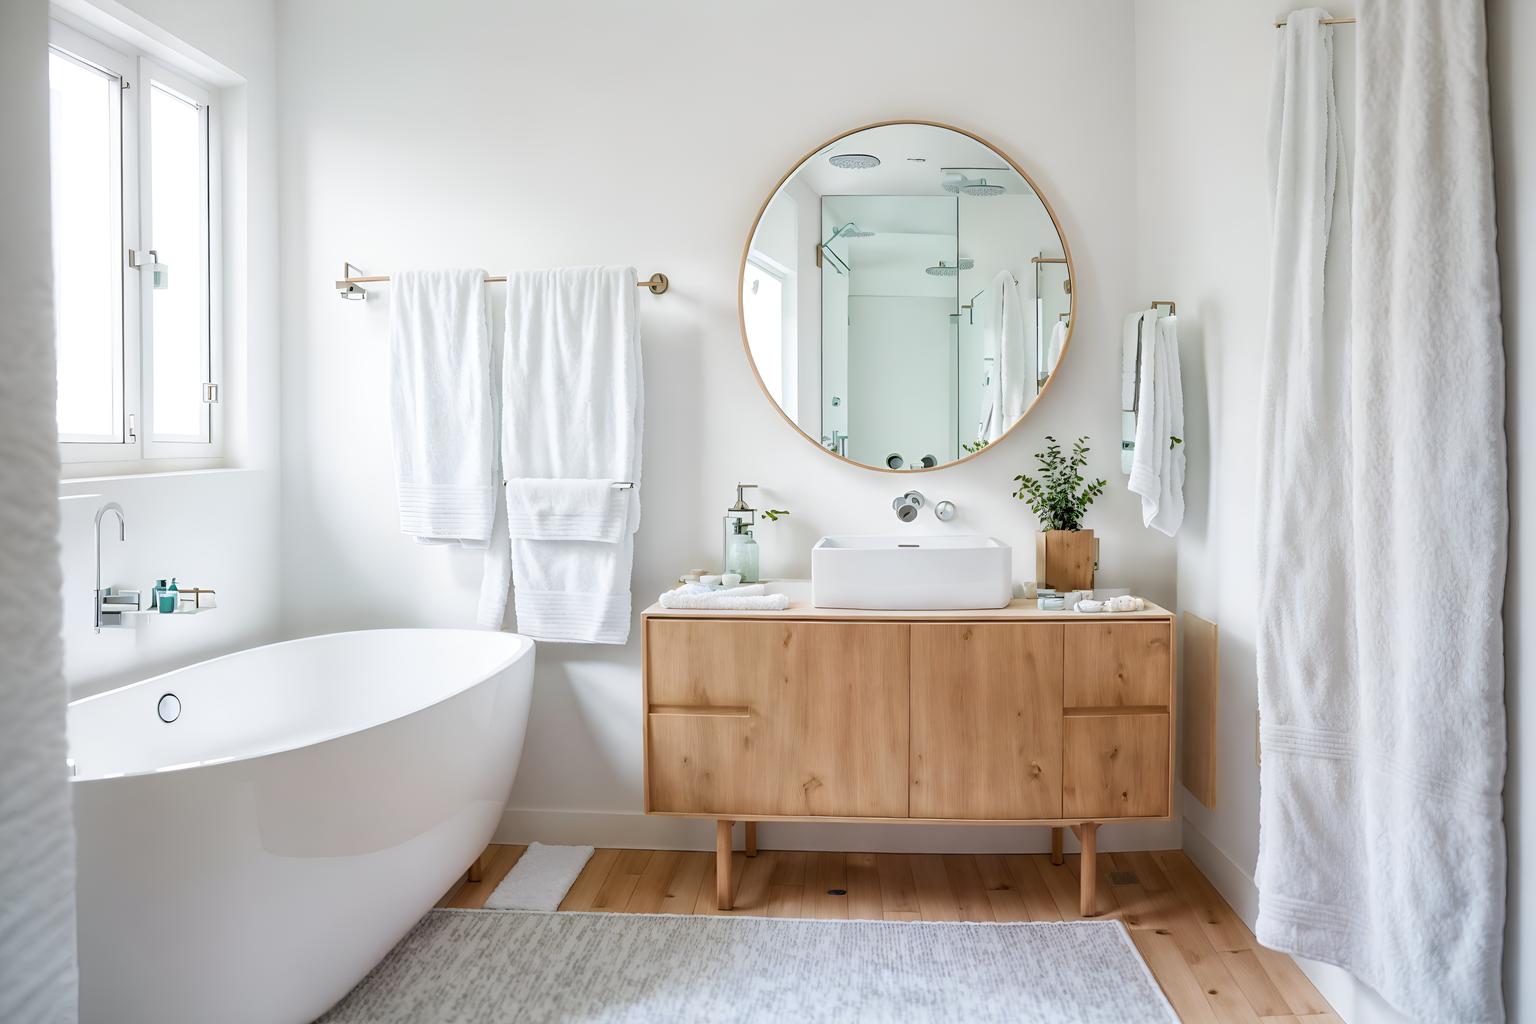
[319,909,1177,1023]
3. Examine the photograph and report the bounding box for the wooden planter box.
[1036,529,1095,590]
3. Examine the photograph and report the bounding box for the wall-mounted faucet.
[892,491,956,522]
[94,502,126,633]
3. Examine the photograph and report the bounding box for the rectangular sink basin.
[811,535,1013,610]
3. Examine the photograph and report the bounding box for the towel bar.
[334,264,669,299]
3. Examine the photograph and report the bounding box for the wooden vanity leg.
[467,847,490,883]
[716,820,735,910]
[1050,827,1064,866]
[744,821,758,857]
[1078,823,1099,917]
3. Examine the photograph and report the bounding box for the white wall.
[54,0,282,699]
[1489,0,1536,1018]
[275,0,1178,853]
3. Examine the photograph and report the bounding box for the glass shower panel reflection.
[823,195,957,469]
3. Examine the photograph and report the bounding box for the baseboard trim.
[1179,818,1408,1024]
[496,806,1181,855]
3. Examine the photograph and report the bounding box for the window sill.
[58,465,256,491]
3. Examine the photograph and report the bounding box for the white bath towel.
[1127,314,1185,536]
[479,267,643,643]
[0,3,76,1013]
[1258,5,1506,1020]
[483,843,595,912]
[388,269,496,545]
[504,479,629,544]
[1120,310,1152,474]
[977,271,1032,443]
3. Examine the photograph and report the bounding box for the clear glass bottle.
[722,483,760,583]
[724,518,760,583]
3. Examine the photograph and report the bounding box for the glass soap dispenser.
[723,482,760,584]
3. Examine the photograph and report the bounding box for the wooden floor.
[440,844,1338,1024]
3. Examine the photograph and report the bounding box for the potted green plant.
[1013,435,1106,590]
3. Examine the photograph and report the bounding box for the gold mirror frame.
[738,119,1077,474]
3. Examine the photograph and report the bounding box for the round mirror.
[740,121,1075,472]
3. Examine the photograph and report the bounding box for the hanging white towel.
[1047,317,1068,374]
[478,267,643,644]
[976,270,1032,442]
[1127,315,1185,536]
[387,269,496,545]
[1258,5,1506,1020]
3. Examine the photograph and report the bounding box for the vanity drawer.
[1063,622,1172,708]
[1062,712,1170,818]
[644,619,909,818]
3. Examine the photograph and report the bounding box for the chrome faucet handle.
[934,500,957,522]
[892,490,925,522]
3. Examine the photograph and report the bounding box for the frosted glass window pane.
[148,81,206,439]
[49,51,121,441]
[743,264,784,406]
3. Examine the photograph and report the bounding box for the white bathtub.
[68,629,536,1024]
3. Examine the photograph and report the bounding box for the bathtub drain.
[158,693,181,723]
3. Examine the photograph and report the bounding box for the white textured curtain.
[0,0,78,1020]
[1256,2,1507,1020]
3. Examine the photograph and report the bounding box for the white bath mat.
[320,909,1177,1023]
[482,843,594,911]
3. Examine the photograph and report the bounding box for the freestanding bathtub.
[67,629,536,1024]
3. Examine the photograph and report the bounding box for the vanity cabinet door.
[908,623,1063,820]
[1063,622,1172,708]
[645,620,909,818]
[1062,712,1171,818]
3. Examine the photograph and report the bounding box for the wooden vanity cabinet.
[642,600,1175,916]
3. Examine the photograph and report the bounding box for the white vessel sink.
[811,535,1013,610]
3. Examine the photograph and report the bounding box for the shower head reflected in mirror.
[925,259,975,277]
[941,171,1008,197]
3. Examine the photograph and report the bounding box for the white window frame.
[49,17,223,470]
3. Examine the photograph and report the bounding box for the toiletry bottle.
[161,577,179,614]
[722,483,760,584]
[151,578,167,610]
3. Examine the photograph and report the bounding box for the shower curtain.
[0,1,78,1021]
[1255,3,1506,1021]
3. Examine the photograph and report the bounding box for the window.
[49,20,220,466]
[742,257,787,406]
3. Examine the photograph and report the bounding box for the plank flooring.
[440,844,1337,1024]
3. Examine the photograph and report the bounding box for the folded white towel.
[504,478,630,543]
[483,843,595,912]
[388,269,496,545]
[671,582,769,598]
[1128,315,1186,536]
[478,267,644,643]
[659,588,791,611]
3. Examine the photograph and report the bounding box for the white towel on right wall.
[1255,5,1506,1022]
[1127,314,1184,536]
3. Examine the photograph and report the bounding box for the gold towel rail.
[1151,299,1177,316]
[1274,15,1356,28]
[335,264,669,299]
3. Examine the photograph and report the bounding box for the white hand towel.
[388,269,496,545]
[1127,314,1185,536]
[504,479,629,543]
[479,267,643,644]
[977,270,1032,443]
[1257,5,1507,1021]
[1047,317,1068,373]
